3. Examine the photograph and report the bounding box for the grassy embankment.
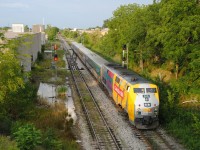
[30,41,80,149]
[0,41,80,150]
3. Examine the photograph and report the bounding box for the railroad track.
[141,128,178,150]
[131,125,178,150]
[64,43,121,150]
[61,37,184,150]
[115,98,179,150]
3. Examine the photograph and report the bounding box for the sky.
[0,0,153,29]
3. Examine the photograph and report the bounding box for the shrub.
[13,124,41,150]
[57,86,67,99]
[0,115,12,134]
[42,128,62,150]
[192,114,200,136]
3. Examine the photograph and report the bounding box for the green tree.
[158,0,200,79]
[46,25,59,41]
[0,50,24,102]
[102,19,109,28]
[24,25,29,32]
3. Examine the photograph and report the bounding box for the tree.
[102,19,109,28]
[24,25,29,32]
[158,0,200,79]
[0,49,24,102]
[46,25,59,41]
[100,4,150,69]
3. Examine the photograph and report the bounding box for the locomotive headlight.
[137,108,141,115]
[154,108,158,115]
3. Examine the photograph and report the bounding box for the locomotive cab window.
[134,88,145,93]
[126,86,130,92]
[115,76,120,84]
[146,88,157,93]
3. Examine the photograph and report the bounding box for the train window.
[134,88,145,93]
[115,76,120,84]
[146,88,157,93]
[102,77,106,84]
[126,86,130,92]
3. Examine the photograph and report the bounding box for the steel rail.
[66,55,102,149]
[62,39,121,150]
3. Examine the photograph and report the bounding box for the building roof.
[4,31,34,39]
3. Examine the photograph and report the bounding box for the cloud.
[0,2,29,9]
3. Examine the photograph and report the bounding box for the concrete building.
[32,24,46,45]
[32,24,45,33]
[4,31,41,72]
[12,24,24,33]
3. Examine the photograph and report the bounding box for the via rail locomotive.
[70,41,159,129]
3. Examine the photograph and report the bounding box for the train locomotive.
[70,41,159,129]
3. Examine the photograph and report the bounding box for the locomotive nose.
[142,116,153,125]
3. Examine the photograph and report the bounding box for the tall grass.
[57,86,68,99]
[0,136,19,150]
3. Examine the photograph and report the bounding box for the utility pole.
[122,44,128,69]
[53,44,58,80]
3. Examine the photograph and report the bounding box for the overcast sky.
[0,0,153,29]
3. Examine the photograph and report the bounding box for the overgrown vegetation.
[0,34,79,149]
[61,1,200,149]
[45,25,59,41]
[0,136,19,150]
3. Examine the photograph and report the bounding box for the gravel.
[70,56,147,149]
[81,69,147,150]
[64,43,185,150]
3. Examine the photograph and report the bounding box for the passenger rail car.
[70,42,159,129]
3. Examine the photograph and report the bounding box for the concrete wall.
[32,25,46,45]
[17,33,41,71]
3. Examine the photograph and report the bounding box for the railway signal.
[123,44,127,50]
[54,54,58,61]
[122,44,128,69]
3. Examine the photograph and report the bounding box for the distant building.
[32,24,46,45]
[73,28,77,31]
[12,24,24,33]
[101,28,109,36]
[78,28,109,36]
[32,24,45,33]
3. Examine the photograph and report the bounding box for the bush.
[42,128,62,150]
[57,86,67,99]
[3,82,37,120]
[13,124,41,150]
[0,115,12,134]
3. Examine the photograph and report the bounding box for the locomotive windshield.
[146,88,157,93]
[133,88,157,93]
[134,88,145,93]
